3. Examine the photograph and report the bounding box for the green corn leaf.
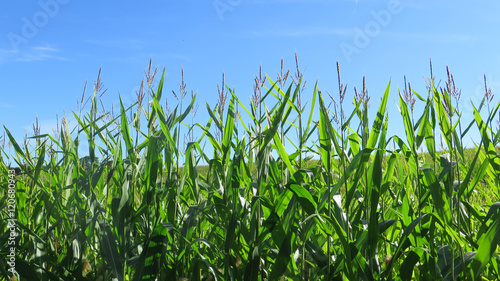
[442,251,476,281]
[229,88,257,123]
[152,95,178,157]
[258,83,291,161]
[367,81,390,149]
[289,184,316,216]
[458,142,484,198]
[177,93,198,125]
[269,232,293,280]
[32,142,46,184]
[303,81,318,140]
[399,92,415,150]
[317,214,356,279]
[471,211,500,279]
[273,132,295,174]
[383,214,428,278]
[400,250,421,281]
[222,94,235,158]
[244,245,261,281]
[318,90,333,172]
[132,224,169,281]
[15,259,41,281]
[3,126,29,164]
[206,102,223,132]
[473,104,500,176]
[145,134,159,195]
[147,69,165,129]
[100,223,124,280]
[433,88,453,150]
[423,168,451,224]
[417,102,436,158]
[120,96,136,164]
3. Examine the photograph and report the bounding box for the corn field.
[1,59,500,280]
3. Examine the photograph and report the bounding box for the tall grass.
[1,58,500,281]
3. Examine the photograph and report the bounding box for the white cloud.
[250,26,353,38]
[383,31,473,42]
[15,45,68,62]
[0,45,68,63]
[85,38,146,50]
[32,46,59,52]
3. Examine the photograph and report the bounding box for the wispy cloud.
[32,46,59,52]
[15,45,69,62]
[0,45,69,63]
[382,31,473,42]
[249,26,352,38]
[85,38,146,50]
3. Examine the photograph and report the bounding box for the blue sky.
[1,0,500,159]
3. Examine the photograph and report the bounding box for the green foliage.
[1,61,500,281]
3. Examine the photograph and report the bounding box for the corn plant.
[1,59,500,281]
